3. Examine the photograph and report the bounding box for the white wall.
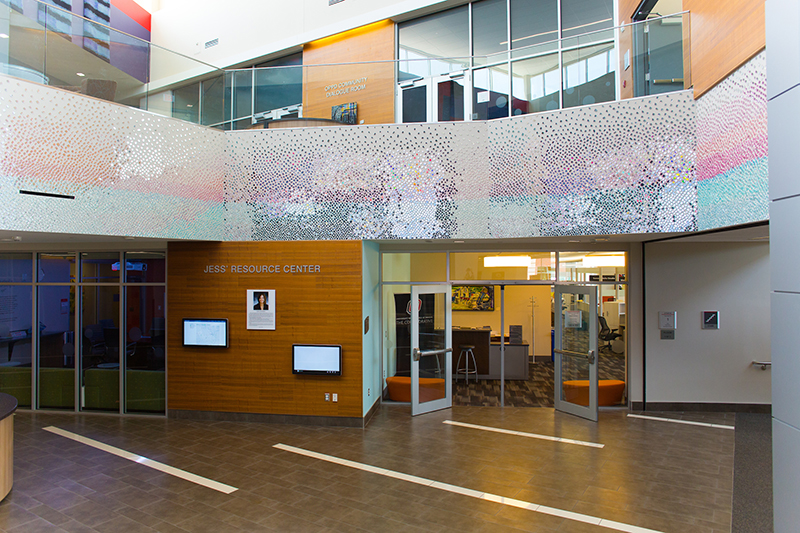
[362,241,381,417]
[766,0,800,529]
[644,241,770,404]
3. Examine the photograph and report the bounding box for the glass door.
[410,285,452,416]
[554,285,598,421]
[399,73,469,124]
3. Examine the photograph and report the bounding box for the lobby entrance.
[380,249,628,416]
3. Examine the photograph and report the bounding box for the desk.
[0,393,17,501]
[487,344,529,380]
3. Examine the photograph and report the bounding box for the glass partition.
[558,252,626,282]
[80,252,119,283]
[473,64,510,120]
[562,42,616,108]
[38,284,75,410]
[80,285,119,411]
[382,284,412,384]
[0,285,33,407]
[450,252,555,281]
[38,253,76,283]
[472,0,507,66]
[0,253,32,282]
[511,53,560,115]
[125,285,165,413]
[398,6,469,81]
[124,252,166,283]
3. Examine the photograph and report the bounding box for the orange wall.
[684,0,764,97]
[302,20,395,124]
[167,241,363,419]
[617,0,764,99]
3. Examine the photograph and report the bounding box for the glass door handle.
[554,348,595,364]
[412,347,452,361]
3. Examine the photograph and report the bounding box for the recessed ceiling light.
[186,104,193,107]
[76,72,85,77]
[123,236,135,240]
[453,240,464,243]
[0,33,9,39]
[568,240,580,243]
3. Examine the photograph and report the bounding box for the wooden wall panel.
[302,20,395,125]
[167,241,363,418]
[684,0,764,97]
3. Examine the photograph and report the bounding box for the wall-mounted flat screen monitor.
[183,318,228,347]
[292,344,342,375]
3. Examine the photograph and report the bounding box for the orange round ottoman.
[385,376,445,403]
[562,379,625,406]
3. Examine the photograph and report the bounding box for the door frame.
[554,284,599,422]
[410,284,452,416]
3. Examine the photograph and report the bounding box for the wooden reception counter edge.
[0,393,16,501]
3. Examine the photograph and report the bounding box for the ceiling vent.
[329,0,345,5]
[204,38,219,49]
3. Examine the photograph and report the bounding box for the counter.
[0,392,16,501]
[452,328,529,380]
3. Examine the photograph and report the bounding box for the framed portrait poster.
[247,289,276,330]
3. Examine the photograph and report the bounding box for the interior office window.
[37,285,75,410]
[0,253,32,282]
[561,0,614,40]
[80,252,119,283]
[0,285,33,407]
[398,6,469,80]
[511,54,560,115]
[254,52,303,115]
[125,285,165,413]
[558,251,626,282]
[382,253,446,282]
[450,252,555,281]
[80,285,119,412]
[472,0,507,66]
[124,252,165,283]
[562,43,615,108]
[510,0,558,54]
[38,253,75,283]
[172,82,200,124]
[473,65,510,120]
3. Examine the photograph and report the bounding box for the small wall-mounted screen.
[292,344,342,375]
[183,318,228,347]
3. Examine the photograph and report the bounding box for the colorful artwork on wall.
[452,285,494,311]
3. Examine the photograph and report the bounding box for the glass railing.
[0,0,224,113]
[0,1,689,129]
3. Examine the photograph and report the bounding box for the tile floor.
[1,406,735,532]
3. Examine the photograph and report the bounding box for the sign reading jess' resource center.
[204,264,321,274]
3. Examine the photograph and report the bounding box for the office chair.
[598,316,622,354]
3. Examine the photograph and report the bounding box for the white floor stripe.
[43,426,238,494]
[443,420,605,448]
[627,414,735,430]
[273,443,663,533]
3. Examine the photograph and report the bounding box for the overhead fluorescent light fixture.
[484,255,530,268]
[0,34,9,39]
[582,255,625,268]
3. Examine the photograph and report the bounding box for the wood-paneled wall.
[684,0,764,98]
[618,0,764,99]
[167,241,363,418]
[302,20,395,125]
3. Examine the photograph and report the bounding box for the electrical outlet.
[324,393,330,402]
[367,388,370,396]
[332,393,338,402]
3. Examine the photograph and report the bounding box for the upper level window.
[398,6,469,80]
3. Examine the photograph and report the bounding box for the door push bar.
[554,348,596,364]
[752,361,772,371]
[412,347,452,362]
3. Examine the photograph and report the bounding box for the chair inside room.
[598,316,622,353]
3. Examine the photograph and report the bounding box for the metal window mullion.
[557,0,564,109]
[163,250,168,415]
[74,258,80,413]
[31,257,38,410]
[119,251,124,414]
[506,0,512,117]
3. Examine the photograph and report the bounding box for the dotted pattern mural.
[695,51,768,230]
[227,91,696,240]
[0,76,227,240]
